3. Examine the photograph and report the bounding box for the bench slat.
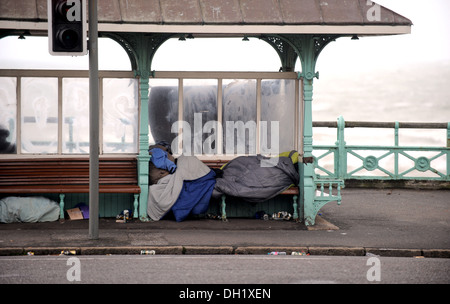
[0,184,141,194]
[281,187,299,195]
[0,157,140,194]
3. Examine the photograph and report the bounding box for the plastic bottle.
[140,250,155,255]
[268,251,286,255]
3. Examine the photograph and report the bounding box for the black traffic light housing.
[48,0,87,56]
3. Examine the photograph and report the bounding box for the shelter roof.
[0,0,412,35]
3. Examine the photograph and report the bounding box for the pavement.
[0,188,449,257]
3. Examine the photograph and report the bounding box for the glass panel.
[261,79,296,154]
[148,79,179,147]
[182,79,217,155]
[102,78,139,153]
[0,77,17,154]
[21,77,58,153]
[222,79,257,155]
[62,78,89,153]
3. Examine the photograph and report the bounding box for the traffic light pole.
[88,0,99,240]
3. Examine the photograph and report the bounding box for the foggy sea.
[312,61,450,145]
[311,61,450,177]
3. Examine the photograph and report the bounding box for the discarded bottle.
[272,211,292,221]
[291,251,307,256]
[268,252,286,255]
[61,250,77,255]
[116,209,132,223]
[123,210,130,220]
[140,250,155,255]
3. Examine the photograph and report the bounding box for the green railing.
[313,116,450,182]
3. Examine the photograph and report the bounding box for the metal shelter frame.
[0,0,412,225]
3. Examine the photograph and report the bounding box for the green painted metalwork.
[259,36,298,72]
[59,194,65,220]
[137,75,151,221]
[313,117,450,182]
[221,195,227,222]
[273,34,343,226]
[292,195,298,220]
[311,179,343,222]
[133,194,139,219]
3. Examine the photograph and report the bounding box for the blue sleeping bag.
[170,169,216,222]
[149,147,177,173]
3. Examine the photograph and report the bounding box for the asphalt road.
[0,254,448,285]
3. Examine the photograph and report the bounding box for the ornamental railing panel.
[313,116,450,182]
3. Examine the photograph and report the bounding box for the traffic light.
[48,0,87,56]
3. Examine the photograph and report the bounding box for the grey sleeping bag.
[212,154,299,203]
[0,196,60,223]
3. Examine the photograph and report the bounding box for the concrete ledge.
[422,249,450,258]
[1,246,450,258]
[80,246,183,255]
[24,247,81,255]
[183,246,234,255]
[309,246,365,256]
[234,246,308,255]
[365,248,422,257]
[0,247,24,255]
[344,179,450,190]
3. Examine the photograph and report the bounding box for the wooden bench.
[0,157,141,220]
[202,159,299,221]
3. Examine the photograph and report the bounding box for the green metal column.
[106,33,173,221]
[112,33,172,221]
[278,34,338,225]
[295,35,320,226]
[301,60,318,225]
[134,36,154,222]
[137,74,151,221]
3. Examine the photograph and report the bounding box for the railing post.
[395,121,399,178]
[336,116,346,180]
[447,122,450,178]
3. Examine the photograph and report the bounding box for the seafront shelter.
[0,0,412,225]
